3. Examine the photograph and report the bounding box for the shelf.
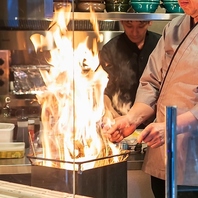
[70,12,184,21]
[9,12,184,22]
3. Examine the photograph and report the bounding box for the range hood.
[0,0,53,30]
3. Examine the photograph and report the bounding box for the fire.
[30,5,127,170]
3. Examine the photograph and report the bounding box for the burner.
[28,154,128,198]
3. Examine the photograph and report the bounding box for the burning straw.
[30,6,128,170]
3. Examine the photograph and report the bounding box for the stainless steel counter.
[0,154,31,175]
[127,152,145,170]
[0,151,146,198]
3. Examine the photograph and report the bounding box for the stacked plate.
[77,0,106,12]
[53,0,76,11]
[161,0,184,13]
[105,0,130,12]
[129,0,160,13]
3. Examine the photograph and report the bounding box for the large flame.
[30,5,125,170]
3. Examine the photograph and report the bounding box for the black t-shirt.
[99,31,161,116]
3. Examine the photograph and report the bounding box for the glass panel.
[166,106,198,198]
[26,2,129,197]
[166,106,177,198]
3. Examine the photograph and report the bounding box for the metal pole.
[166,106,177,198]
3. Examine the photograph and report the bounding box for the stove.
[28,154,128,198]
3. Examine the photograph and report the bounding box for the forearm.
[177,111,198,134]
[126,102,155,128]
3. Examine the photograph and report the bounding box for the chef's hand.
[103,115,136,143]
[137,122,165,148]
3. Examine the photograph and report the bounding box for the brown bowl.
[53,2,76,10]
[105,3,130,12]
[77,2,106,12]
[78,0,105,2]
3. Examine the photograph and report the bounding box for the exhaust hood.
[0,0,53,30]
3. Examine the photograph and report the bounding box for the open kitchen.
[0,0,194,197]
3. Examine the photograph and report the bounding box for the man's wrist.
[126,113,132,125]
[125,112,143,128]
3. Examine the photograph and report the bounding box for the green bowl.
[162,2,184,13]
[105,3,130,12]
[105,0,129,4]
[131,0,160,2]
[130,2,159,13]
[161,0,178,1]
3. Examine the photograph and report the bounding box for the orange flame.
[30,7,125,170]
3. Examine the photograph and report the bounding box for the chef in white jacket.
[103,0,198,197]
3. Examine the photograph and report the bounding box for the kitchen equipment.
[122,129,147,154]
[16,109,29,148]
[105,0,129,3]
[54,0,76,11]
[11,65,47,95]
[105,3,130,12]
[28,153,128,198]
[1,96,11,118]
[77,2,106,12]
[0,0,53,30]
[131,0,160,2]
[0,0,54,97]
[130,1,160,13]
[161,1,184,13]
[0,50,10,95]
[0,142,25,159]
[0,123,15,142]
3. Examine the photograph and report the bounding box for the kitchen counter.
[0,149,31,175]
[0,157,31,175]
[0,148,145,193]
[0,151,147,198]
[127,152,145,170]
[127,152,154,198]
[0,180,91,198]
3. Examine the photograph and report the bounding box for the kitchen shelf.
[11,12,184,22]
[70,12,184,21]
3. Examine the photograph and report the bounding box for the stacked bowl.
[77,0,106,12]
[129,0,160,13]
[105,0,130,12]
[161,0,184,13]
[53,0,77,11]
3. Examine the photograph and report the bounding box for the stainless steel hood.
[0,30,122,50]
[0,0,53,30]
